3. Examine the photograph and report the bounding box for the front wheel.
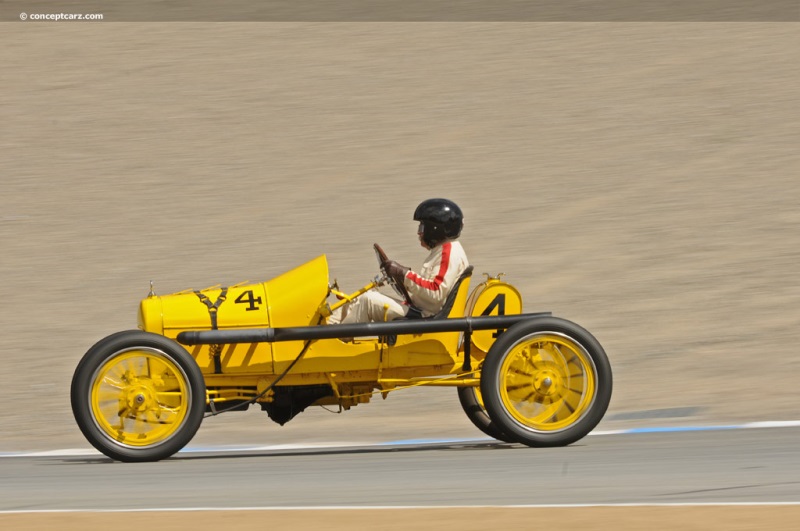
[480,317,612,447]
[71,330,206,462]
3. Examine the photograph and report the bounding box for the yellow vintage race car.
[71,245,613,462]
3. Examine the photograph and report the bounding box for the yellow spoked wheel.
[481,318,612,447]
[499,333,595,431]
[72,331,205,462]
[90,348,191,447]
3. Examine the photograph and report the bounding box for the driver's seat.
[405,266,474,320]
[384,266,473,347]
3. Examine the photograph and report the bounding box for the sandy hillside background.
[1,24,798,452]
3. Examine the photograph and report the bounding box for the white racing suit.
[330,241,469,324]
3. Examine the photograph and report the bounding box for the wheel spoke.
[121,357,138,377]
[96,387,122,403]
[101,376,125,389]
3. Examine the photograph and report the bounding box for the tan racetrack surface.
[1,21,798,529]
[2,507,800,530]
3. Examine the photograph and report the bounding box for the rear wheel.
[481,317,612,447]
[71,331,206,462]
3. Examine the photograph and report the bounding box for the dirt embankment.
[1,24,798,454]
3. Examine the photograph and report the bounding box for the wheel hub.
[124,383,156,413]
[533,370,562,398]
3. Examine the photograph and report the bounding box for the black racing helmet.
[413,198,464,248]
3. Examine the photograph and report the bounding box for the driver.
[329,198,470,324]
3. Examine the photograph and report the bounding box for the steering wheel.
[373,243,413,306]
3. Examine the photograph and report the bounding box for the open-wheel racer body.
[71,246,613,462]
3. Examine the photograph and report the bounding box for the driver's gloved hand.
[385,260,410,285]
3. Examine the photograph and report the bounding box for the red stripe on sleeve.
[407,242,451,292]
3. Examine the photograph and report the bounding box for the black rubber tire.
[480,317,612,447]
[457,386,517,443]
[71,330,206,462]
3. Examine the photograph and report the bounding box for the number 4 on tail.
[480,293,506,316]
[480,293,506,339]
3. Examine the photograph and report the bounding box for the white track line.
[2,502,800,514]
